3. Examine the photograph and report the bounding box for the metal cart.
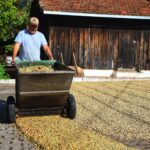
[7,60,76,123]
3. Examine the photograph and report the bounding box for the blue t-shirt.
[14,29,47,61]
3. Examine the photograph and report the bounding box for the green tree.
[0,0,31,41]
[0,64,10,79]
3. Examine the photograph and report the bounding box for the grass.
[16,80,150,150]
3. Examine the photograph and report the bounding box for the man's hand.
[12,42,20,65]
[11,59,15,66]
[48,56,54,60]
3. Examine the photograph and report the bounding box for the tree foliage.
[0,64,10,79]
[0,0,31,41]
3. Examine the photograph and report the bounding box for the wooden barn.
[30,0,150,70]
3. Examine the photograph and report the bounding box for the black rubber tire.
[7,96,16,123]
[66,94,76,119]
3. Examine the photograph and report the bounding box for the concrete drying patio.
[1,69,150,84]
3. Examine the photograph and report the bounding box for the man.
[11,17,54,64]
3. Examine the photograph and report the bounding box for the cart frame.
[7,60,76,123]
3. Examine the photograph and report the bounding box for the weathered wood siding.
[49,26,150,69]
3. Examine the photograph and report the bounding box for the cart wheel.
[7,96,16,123]
[66,94,76,119]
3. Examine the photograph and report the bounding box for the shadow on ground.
[0,100,8,123]
[0,99,63,124]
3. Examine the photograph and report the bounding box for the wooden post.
[60,53,64,64]
[72,52,78,75]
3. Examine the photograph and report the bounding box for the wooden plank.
[93,28,99,69]
[58,27,65,63]
[100,30,105,68]
[130,31,135,68]
[134,31,140,71]
[122,30,127,68]
[84,28,89,68]
[148,31,150,59]
[48,26,54,54]
[117,30,123,68]
[53,27,58,59]
[127,30,134,68]
[98,29,103,68]
[90,28,94,68]
[101,29,105,68]
[103,29,109,68]
[130,30,135,68]
[108,30,115,69]
[139,31,144,69]
[146,31,150,69]
[113,33,119,71]
[105,30,109,69]
[143,31,148,69]
[87,28,91,68]
[68,28,73,65]
[76,28,80,64]
[97,29,101,68]
[79,28,84,67]
[64,27,69,65]
[107,29,111,69]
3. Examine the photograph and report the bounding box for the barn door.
[118,30,135,69]
[89,28,113,69]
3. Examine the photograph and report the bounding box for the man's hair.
[29,17,39,26]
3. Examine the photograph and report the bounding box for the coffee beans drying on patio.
[19,65,54,73]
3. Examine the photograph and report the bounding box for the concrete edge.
[0,79,15,84]
[73,77,150,82]
[0,77,150,84]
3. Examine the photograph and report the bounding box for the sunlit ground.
[16,80,150,150]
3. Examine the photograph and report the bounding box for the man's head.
[28,17,39,34]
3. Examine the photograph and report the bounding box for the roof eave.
[43,11,150,20]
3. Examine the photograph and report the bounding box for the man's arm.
[11,42,21,64]
[43,45,54,60]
